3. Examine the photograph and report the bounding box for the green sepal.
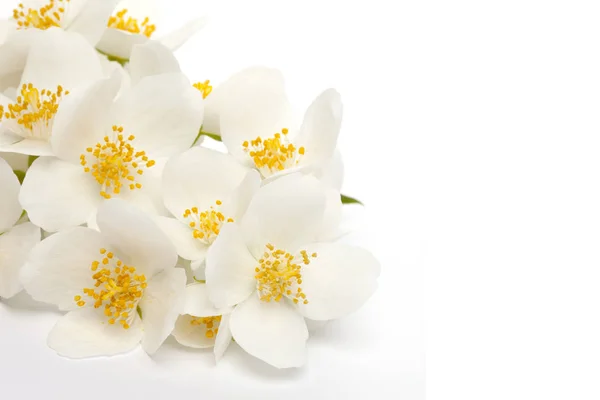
[341,194,363,205]
[13,170,25,184]
[96,49,129,67]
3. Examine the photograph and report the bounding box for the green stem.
[192,128,222,146]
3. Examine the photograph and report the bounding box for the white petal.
[114,159,168,216]
[223,170,262,222]
[139,267,186,354]
[129,41,180,85]
[47,308,142,358]
[314,149,344,191]
[205,223,256,309]
[0,137,53,156]
[218,67,292,161]
[154,216,208,262]
[296,243,380,321]
[230,295,308,368]
[96,198,178,278]
[318,188,343,242]
[240,173,327,255]
[159,16,208,51]
[0,29,37,92]
[214,313,232,362]
[162,147,251,218]
[295,89,343,167]
[19,28,103,91]
[21,226,108,310]
[64,0,121,46]
[19,157,101,232]
[0,222,40,298]
[51,73,121,164]
[0,157,21,233]
[110,73,203,158]
[172,314,215,349]
[182,283,230,317]
[96,28,149,60]
[0,20,10,46]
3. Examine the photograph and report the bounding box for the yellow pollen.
[13,0,69,30]
[190,315,222,339]
[0,83,69,137]
[80,126,155,199]
[183,200,234,244]
[75,248,147,330]
[254,244,316,304]
[108,9,156,38]
[193,81,213,99]
[242,128,305,177]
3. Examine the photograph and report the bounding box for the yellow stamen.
[254,244,316,304]
[193,81,213,99]
[0,83,69,138]
[80,126,155,199]
[13,0,69,30]
[108,9,156,38]
[183,200,233,244]
[75,248,146,330]
[190,315,222,339]
[242,128,305,177]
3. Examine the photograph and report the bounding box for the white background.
[0,0,423,399]
[3,0,600,399]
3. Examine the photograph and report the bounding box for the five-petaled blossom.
[21,198,186,358]
[217,67,345,190]
[0,28,105,156]
[0,157,40,298]
[157,147,260,271]
[19,71,204,232]
[205,173,380,368]
[96,0,207,61]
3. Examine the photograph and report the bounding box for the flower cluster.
[0,0,380,369]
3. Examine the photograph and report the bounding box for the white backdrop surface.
[0,1,423,399]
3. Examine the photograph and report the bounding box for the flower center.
[254,244,316,304]
[190,315,222,338]
[108,9,156,38]
[0,83,69,139]
[242,128,305,177]
[74,248,147,330]
[193,81,213,99]
[13,0,68,30]
[183,200,234,245]
[80,125,155,199]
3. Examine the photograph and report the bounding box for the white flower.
[172,283,232,361]
[19,71,204,232]
[1,0,119,46]
[156,146,260,270]
[0,157,40,298]
[216,67,345,189]
[96,0,207,61]
[21,198,186,358]
[204,173,380,368]
[0,28,105,156]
